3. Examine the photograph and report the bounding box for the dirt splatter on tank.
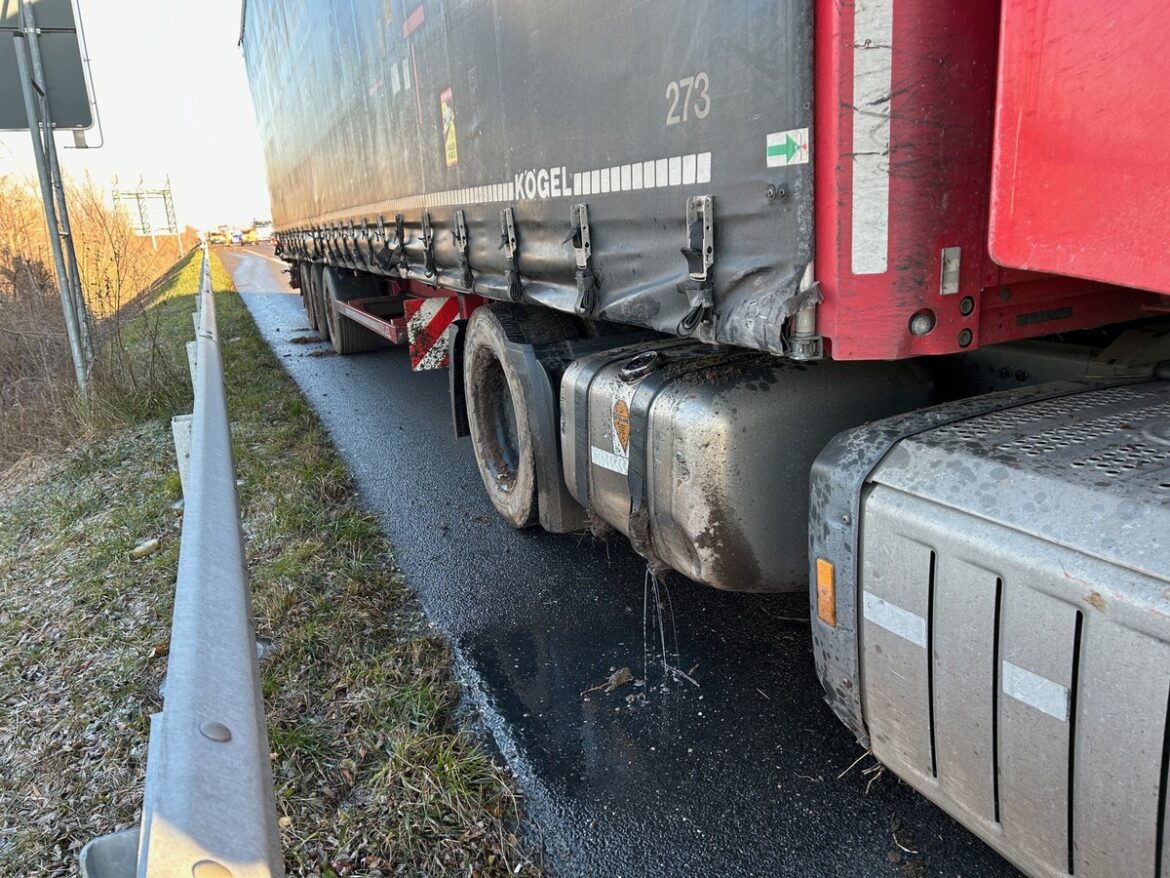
[561,340,935,592]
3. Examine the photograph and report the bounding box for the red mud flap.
[404,297,459,370]
[404,294,489,370]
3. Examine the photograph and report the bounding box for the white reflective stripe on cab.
[1002,660,1070,722]
[862,591,926,648]
[851,0,894,275]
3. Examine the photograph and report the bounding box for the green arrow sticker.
[766,127,809,168]
[767,135,799,162]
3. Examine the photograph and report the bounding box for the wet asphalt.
[222,247,1022,878]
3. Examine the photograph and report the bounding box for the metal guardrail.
[80,246,283,878]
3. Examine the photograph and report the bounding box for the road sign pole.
[165,176,185,258]
[48,133,94,365]
[12,20,89,398]
[22,0,94,366]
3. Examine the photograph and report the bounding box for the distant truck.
[241,2,1170,875]
[205,229,228,246]
[252,222,273,243]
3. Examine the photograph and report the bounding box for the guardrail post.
[186,339,199,386]
[172,414,193,495]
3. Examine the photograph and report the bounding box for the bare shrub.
[0,173,198,469]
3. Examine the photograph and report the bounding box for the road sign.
[0,0,93,130]
[112,176,185,254]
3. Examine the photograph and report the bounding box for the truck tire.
[298,262,312,318]
[322,267,388,354]
[303,263,318,327]
[464,304,580,529]
[310,263,330,342]
[304,263,323,334]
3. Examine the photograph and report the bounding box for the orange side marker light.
[816,558,837,627]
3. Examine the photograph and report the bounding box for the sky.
[0,0,272,229]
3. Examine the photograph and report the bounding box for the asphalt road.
[221,246,1021,878]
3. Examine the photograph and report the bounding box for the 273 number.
[666,72,711,126]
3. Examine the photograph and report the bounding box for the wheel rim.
[477,355,521,493]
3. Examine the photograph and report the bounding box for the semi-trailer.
[240,2,1170,875]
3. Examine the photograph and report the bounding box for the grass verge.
[0,251,536,877]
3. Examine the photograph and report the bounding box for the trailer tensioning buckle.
[677,195,715,336]
[421,211,436,277]
[393,213,407,276]
[453,209,474,291]
[500,207,524,302]
[567,203,599,316]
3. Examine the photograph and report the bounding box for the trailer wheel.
[322,267,388,354]
[311,264,332,342]
[303,263,318,328]
[464,305,580,529]
[298,263,312,317]
[304,263,324,334]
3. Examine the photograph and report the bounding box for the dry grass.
[0,253,537,876]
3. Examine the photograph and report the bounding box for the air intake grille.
[1068,443,1170,475]
[931,384,1165,444]
[998,401,1170,457]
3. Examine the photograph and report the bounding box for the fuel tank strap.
[624,369,672,565]
[570,349,640,511]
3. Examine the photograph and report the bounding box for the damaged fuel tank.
[561,341,935,591]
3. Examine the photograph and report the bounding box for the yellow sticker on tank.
[612,398,631,454]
